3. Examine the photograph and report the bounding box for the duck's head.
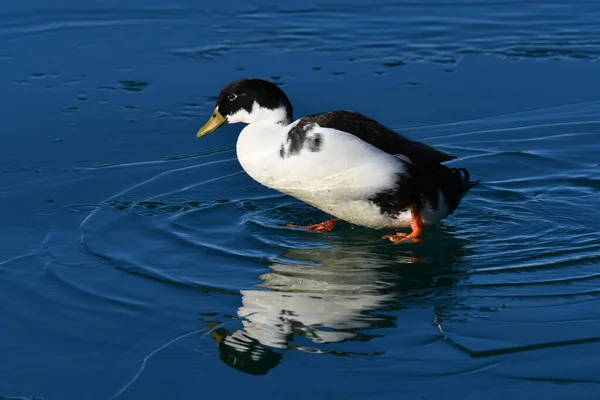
[197,78,293,138]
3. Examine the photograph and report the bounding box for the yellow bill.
[197,108,227,137]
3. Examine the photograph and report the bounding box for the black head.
[197,78,293,137]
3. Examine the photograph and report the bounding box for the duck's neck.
[236,111,292,189]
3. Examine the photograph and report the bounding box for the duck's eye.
[227,93,237,101]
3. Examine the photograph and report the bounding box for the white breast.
[236,122,412,227]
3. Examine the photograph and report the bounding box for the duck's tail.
[436,166,479,214]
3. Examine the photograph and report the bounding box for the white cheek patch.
[226,101,289,125]
[226,107,251,124]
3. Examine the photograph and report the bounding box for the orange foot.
[287,218,340,233]
[383,204,425,244]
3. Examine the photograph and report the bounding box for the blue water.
[2,1,600,399]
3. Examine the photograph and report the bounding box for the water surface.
[2,1,600,399]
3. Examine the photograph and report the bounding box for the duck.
[196,78,477,243]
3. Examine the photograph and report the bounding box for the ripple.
[67,204,103,213]
[171,2,600,65]
[389,100,600,356]
[36,208,58,216]
[69,99,600,373]
[0,8,186,37]
[3,0,600,389]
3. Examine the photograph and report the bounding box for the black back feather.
[299,110,456,166]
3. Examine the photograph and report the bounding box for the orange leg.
[383,204,425,244]
[287,218,340,233]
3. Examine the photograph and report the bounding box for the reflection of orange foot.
[287,218,340,233]
[411,256,424,263]
[383,231,423,244]
[383,204,424,244]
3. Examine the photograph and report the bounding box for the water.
[2,1,600,398]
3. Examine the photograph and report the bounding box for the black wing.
[304,110,455,166]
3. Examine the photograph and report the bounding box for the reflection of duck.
[196,78,478,243]
[211,231,469,375]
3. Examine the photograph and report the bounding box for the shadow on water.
[208,226,472,375]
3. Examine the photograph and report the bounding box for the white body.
[235,119,449,228]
